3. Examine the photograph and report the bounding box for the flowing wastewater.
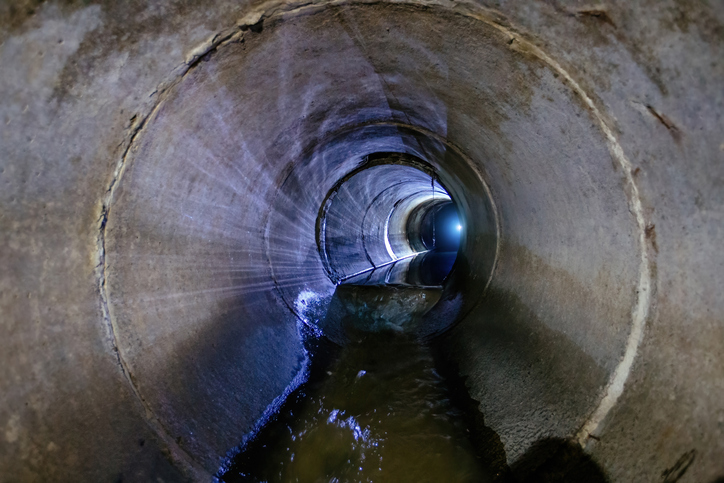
[220,282,510,482]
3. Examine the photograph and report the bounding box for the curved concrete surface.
[1,0,722,481]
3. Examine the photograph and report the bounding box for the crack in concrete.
[571,8,616,28]
[632,99,682,142]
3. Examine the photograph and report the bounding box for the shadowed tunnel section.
[2,0,723,482]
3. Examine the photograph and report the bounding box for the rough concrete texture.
[0,1,722,482]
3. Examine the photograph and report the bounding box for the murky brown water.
[220,282,613,483]
[221,285,501,483]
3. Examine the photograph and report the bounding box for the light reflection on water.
[227,332,489,482]
[221,283,612,483]
[222,286,493,482]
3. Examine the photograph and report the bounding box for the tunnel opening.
[220,147,502,480]
[318,154,461,289]
[274,135,498,345]
[221,154,505,481]
[407,198,462,286]
[416,200,462,253]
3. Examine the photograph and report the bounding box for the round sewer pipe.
[105,1,644,475]
[315,153,456,284]
[1,1,723,482]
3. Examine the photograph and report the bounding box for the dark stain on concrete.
[664,0,724,42]
[645,223,659,253]
[46,0,241,103]
[573,8,616,28]
[0,0,80,38]
[540,0,676,96]
[513,438,608,482]
[661,449,696,483]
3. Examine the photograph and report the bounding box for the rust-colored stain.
[645,104,682,142]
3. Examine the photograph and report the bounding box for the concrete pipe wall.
[1,0,722,481]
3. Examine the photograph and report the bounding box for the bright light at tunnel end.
[457,224,462,231]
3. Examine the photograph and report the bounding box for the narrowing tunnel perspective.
[1,0,722,482]
[103,3,651,479]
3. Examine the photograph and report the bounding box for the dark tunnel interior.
[319,156,461,289]
[90,3,719,480]
[417,200,462,253]
[1,0,723,482]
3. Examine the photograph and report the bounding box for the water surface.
[221,285,504,482]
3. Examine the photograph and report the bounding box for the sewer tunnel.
[1,0,723,482]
